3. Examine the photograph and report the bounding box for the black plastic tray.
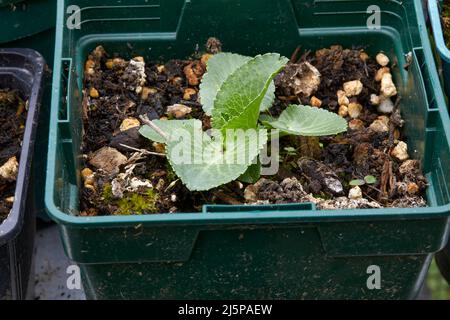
[0,48,45,300]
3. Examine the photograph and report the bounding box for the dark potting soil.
[443,0,450,47]
[79,41,427,216]
[0,90,26,221]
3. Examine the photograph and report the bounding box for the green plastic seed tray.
[46,0,450,299]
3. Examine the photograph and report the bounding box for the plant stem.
[119,143,166,157]
[139,114,168,140]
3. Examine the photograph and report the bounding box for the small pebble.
[370,94,381,106]
[407,182,419,195]
[92,46,106,59]
[141,87,157,100]
[133,56,145,63]
[338,105,348,117]
[376,53,390,67]
[337,90,349,106]
[375,67,390,82]
[348,119,365,131]
[369,117,389,133]
[378,115,390,125]
[105,59,114,69]
[391,141,409,161]
[359,51,369,62]
[89,88,99,98]
[85,59,95,75]
[380,73,397,97]
[171,76,183,85]
[156,65,165,73]
[310,96,322,108]
[377,97,394,114]
[348,102,362,119]
[183,88,197,101]
[343,80,363,97]
[84,183,96,192]
[0,156,18,182]
[348,186,363,199]
[244,185,257,202]
[112,58,126,68]
[120,117,140,132]
[81,168,93,180]
[167,104,192,119]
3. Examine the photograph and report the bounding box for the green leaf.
[259,113,275,123]
[364,175,377,184]
[239,163,261,184]
[283,146,297,156]
[200,53,250,116]
[261,82,276,113]
[166,126,268,191]
[263,105,348,136]
[139,119,199,144]
[200,53,276,116]
[284,147,296,153]
[349,179,365,186]
[139,119,268,191]
[211,53,288,130]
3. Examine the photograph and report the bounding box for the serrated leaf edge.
[211,53,287,130]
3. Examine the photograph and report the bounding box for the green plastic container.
[0,0,56,44]
[46,0,450,299]
[428,0,450,100]
[0,0,57,222]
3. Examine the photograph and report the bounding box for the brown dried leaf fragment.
[379,159,395,201]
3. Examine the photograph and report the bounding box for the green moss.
[101,183,159,215]
[115,189,159,215]
[165,162,177,182]
[101,183,113,202]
